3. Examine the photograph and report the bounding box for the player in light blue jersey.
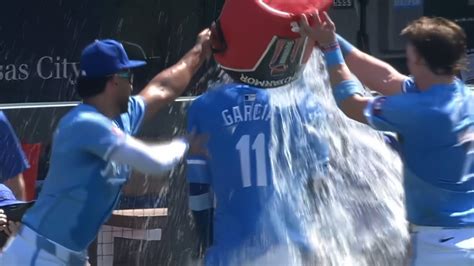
[187,84,329,265]
[0,30,212,265]
[186,0,332,265]
[300,11,473,265]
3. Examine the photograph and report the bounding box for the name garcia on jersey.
[221,103,271,126]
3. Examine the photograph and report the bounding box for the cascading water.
[160,50,409,266]
[264,50,409,266]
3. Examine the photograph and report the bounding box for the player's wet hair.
[401,17,468,76]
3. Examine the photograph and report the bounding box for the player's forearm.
[150,43,206,98]
[327,62,352,87]
[109,136,189,176]
[323,43,370,124]
[139,43,208,119]
[337,34,407,96]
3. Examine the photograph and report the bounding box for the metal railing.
[0,96,197,110]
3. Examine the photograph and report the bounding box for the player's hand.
[299,10,337,47]
[3,221,20,236]
[0,209,7,228]
[186,132,209,158]
[196,28,213,63]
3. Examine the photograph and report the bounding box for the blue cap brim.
[124,60,147,70]
[0,199,27,207]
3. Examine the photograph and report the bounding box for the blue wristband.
[333,79,364,105]
[323,47,345,68]
[336,34,355,56]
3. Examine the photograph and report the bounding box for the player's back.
[188,83,328,259]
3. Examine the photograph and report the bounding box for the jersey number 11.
[236,133,268,188]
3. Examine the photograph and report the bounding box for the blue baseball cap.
[0,184,24,207]
[80,39,146,78]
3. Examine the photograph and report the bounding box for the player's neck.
[413,71,455,91]
[83,95,120,119]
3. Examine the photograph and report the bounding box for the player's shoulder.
[401,77,466,94]
[191,83,236,107]
[189,83,267,118]
[0,111,6,122]
[127,95,146,110]
[374,91,428,123]
[0,111,12,126]
[401,77,418,94]
[60,104,113,131]
[198,83,261,102]
[0,111,16,136]
[0,111,9,128]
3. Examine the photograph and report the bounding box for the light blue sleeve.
[116,96,146,135]
[128,95,146,134]
[401,78,418,94]
[75,116,126,160]
[186,100,212,184]
[364,95,416,133]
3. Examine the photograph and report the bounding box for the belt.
[19,225,87,265]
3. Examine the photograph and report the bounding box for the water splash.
[264,50,409,266]
[146,50,409,266]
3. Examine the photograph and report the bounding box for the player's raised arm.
[337,34,408,96]
[110,134,208,176]
[77,117,207,176]
[108,136,189,175]
[300,12,421,132]
[299,11,370,124]
[139,29,212,121]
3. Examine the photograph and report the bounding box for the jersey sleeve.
[0,112,29,181]
[186,100,212,184]
[401,78,418,94]
[75,116,127,161]
[363,95,416,133]
[116,95,147,135]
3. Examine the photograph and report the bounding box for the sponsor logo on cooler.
[239,73,298,88]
